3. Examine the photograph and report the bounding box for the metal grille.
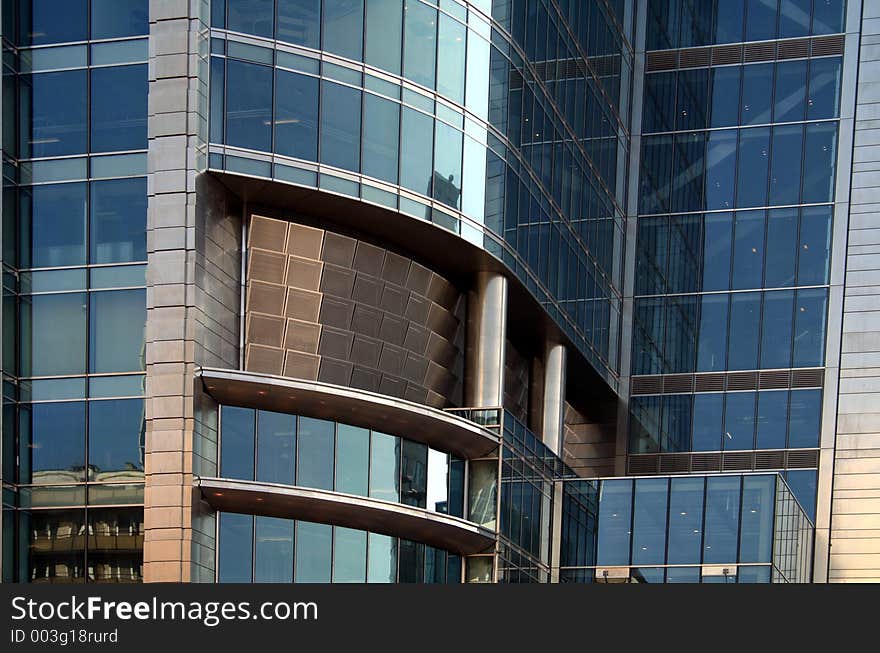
[631,368,824,395]
[645,36,841,72]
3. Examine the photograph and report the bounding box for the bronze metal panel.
[283,318,321,353]
[320,231,357,267]
[287,223,324,259]
[284,287,322,322]
[286,255,323,291]
[248,249,287,285]
[247,281,286,314]
[250,215,288,252]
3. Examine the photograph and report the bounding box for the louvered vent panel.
[777,38,810,59]
[631,376,663,395]
[659,454,691,473]
[759,370,791,389]
[727,371,758,391]
[723,452,754,471]
[691,453,722,472]
[695,373,725,392]
[711,44,743,65]
[627,455,660,475]
[755,450,786,469]
[745,41,776,62]
[811,35,844,56]
[679,48,710,68]
[786,449,820,468]
[646,50,678,71]
[792,368,824,388]
[663,374,694,393]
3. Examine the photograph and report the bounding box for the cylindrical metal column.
[465,272,508,408]
[542,343,567,456]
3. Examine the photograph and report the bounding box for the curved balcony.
[196,477,496,555]
[197,367,500,459]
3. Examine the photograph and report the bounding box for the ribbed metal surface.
[645,36,841,72]
[631,368,824,395]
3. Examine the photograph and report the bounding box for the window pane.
[807,57,842,120]
[756,390,789,449]
[218,513,252,582]
[367,532,397,582]
[254,516,293,582]
[277,0,321,49]
[27,401,86,483]
[666,567,701,583]
[274,70,319,161]
[812,0,845,34]
[448,457,465,517]
[692,393,723,451]
[596,480,632,566]
[90,65,147,152]
[220,406,255,480]
[788,389,821,448]
[724,391,756,450]
[362,93,400,184]
[774,59,807,123]
[668,477,704,564]
[333,527,367,582]
[677,68,709,130]
[793,288,827,367]
[320,82,362,172]
[335,424,369,496]
[769,125,804,206]
[778,0,811,38]
[23,70,87,157]
[696,294,728,373]
[632,478,668,565]
[25,292,87,376]
[400,439,427,508]
[227,0,274,38]
[226,60,273,151]
[22,0,87,45]
[436,13,466,103]
[701,213,732,290]
[294,521,332,582]
[403,0,437,89]
[400,107,433,195]
[703,476,741,563]
[88,398,144,477]
[398,538,424,582]
[736,127,770,208]
[764,208,798,287]
[662,394,691,452]
[714,0,745,43]
[369,431,399,501]
[25,182,87,268]
[784,470,817,521]
[801,122,837,204]
[740,63,773,125]
[256,410,296,484]
[797,206,832,286]
[704,130,737,210]
[89,289,146,373]
[426,449,449,513]
[630,396,661,454]
[740,475,775,563]
[296,417,334,490]
[90,177,147,264]
[433,121,462,209]
[323,0,364,61]
[728,292,761,370]
[732,210,765,290]
[91,0,148,39]
[760,290,794,369]
[739,566,771,583]
[644,71,676,133]
[365,0,402,74]
[745,0,777,41]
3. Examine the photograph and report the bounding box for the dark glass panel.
[323,0,364,61]
[596,480,632,566]
[664,295,697,373]
[788,388,821,448]
[87,507,143,582]
[296,417,334,490]
[764,208,798,287]
[705,130,737,210]
[692,393,723,451]
[769,125,804,206]
[740,63,773,126]
[88,398,144,476]
[22,70,87,157]
[724,391,756,450]
[643,72,676,134]
[294,521,331,582]
[254,516,294,582]
[745,0,778,42]
[784,470,817,521]
[736,128,770,208]
[668,477,704,564]
[811,0,845,35]
[797,206,832,286]
[671,131,705,213]
[220,406,255,480]
[760,290,794,369]
[629,396,662,454]
[666,567,701,583]
[801,122,837,204]
[398,539,425,582]
[210,56,225,143]
[90,177,148,264]
[709,66,741,128]
[91,0,148,39]
[728,292,761,370]
[632,478,668,565]
[218,513,252,582]
[714,0,745,43]
[274,70,319,161]
[333,527,367,582]
[365,0,402,74]
[740,475,775,563]
[89,289,146,373]
[701,212,732,291]
[793,288,827,367]
[256,410,296,485]
[676,68,709,130]
[25,182,87,268]
[635,216,667,296]
[225,60,272,151]
[22,0,87,45]
[335,423,369,496]
[24,292,87,376]
[448,457,465,518]
[27,401,86,483]
[227,0,274,38]
[277,0,321,49]
[756,390,789,449]
[774,59,808,123]
[362,93,400,184]
[400,107,434,195]
[703,476,741,563]
[778,0,811,38]
[639,135,673,214]
[731,210,765,290]
[28,509,87,583]
[320,82,362,172]
[90,65,147,152]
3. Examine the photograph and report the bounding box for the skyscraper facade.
[0,0,875,583]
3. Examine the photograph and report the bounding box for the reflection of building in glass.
[3,0,879,585]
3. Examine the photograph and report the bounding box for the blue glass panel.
[728,292,761,370]
[90,65,147,152]
[784,470,817,522]
[400,107,434,195]
[731,210,765,290]
[793,288,827,367]
[668,477,704,564]
[701,213,732,291]
[797,206,832,286]
[227,0,274,38]
[740,63,773,126]
[760,290,794,369]
[756,390,789,449]
[629,395,661,454]
[333,527,367,582]
[89,289,146,373]
[739,475,775,563]
[296,417,334,490]
[320,82,362,172]
[703,476,741,563]
[88,398,144,475]
[365,0,402,74]
[27,401,86,483]
[596,480,632,566]
[769,125,804,206]
[24,292,87,376]
[778,0,811,38]
[692,393,723,451]
[254,516,294,582]
[274,70,319,161]
[25,182,87,268]
[666,567,701,583]
[218,513,252,582]
[362,93,400,184]
[294,521,332,582]
[774,59,807,123]
[714,0,745,43]
[220,405,255,480]
[662,394,692,451]
[736,128,770,208]
[90,177,147,264]
[644,72,676,133]
[764,208,798,288]
[709,66,741,128]
[256,410,296,484]
[705,130,737,210]
[403,0,437,89]
[277,0,321,49]
[801,122,837,204]
[745,0,778,41]
[323,0,364,61]
[812,0,845,35]
[226,60,272,151]
[738,566,771,583]
[91,0,148,39]
[23,0,87,45]
[723,391,756,450]
[23,70,88,157]
[677,68,709,130]
[210,57,225,143]
[788,388,821,448]
[632,478,668,565]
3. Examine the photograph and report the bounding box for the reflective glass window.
[448,457,465,517]
[22,70,87,158]
[745,0,777,41]
[739,475,775,563]
[367,533,397,582]
[400,107,433,195]
[274,70,319,161]
[90,65,147,153]
[596,480,632,566]
[24,292,87,376]
[788,389,821,448]
[256,410,296,484]
[764,208,798,287]
[727,292,761,370]
[218,513,252,582]
[672,132,705,213]
[323,0,364,61]
[797,206,832,286]
[709,67,740,128]
[220,406,255,480]
[677,68,709,131]
[793,288,827,367]
[254,516,294,582]
[692,393,723,451]
[433,122,462,209]
[736,127,770,208]
[701,213,732,291]
[227,0,274,38]
[365,0,402,74]
[630,395,661,454]
[320,82,361,172]
[398,539,425,583]
[714,0,745,44]
[27,401,86,483]
[724,391,756,450]
[335,424,369,496]
[784,470,817,521]
[294,521,331,582]
[740,63,773,126]
[802,122,837,204]
[22,0,88,45]
[403,0,437,89]
[437,13,466,104]
[91,0,148,39]
[226,60,272,151]
[756,390,789,449]
[732,210,765,290]
[704,130,737,210]
[666,567,701,583]
[89,289,146,373]
[333,527,367,582]
[369,431,399,502]
[662,394,692,451]
[644,72,676,133]
[24,182,87,268]
[703,476,741,563]
[760,290,794,369]
[808,57,842,120]
[88,398,144,476]
[769,125,804,206]
[812,0,845,34]
[774,59,807,123]
[426,449,449,513]
[296,417,334,490]
[90,178,147,264]
[362,93,400,184]
[639,135,673,214]
[667,477,704,564]
[632,478,668,565]
[778,0,812,38]
[400,440,427,508]
[739,566,771,583]
[277,0,321,49]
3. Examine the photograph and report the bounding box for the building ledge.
[197,367,500,459]
[196,477,496,556]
